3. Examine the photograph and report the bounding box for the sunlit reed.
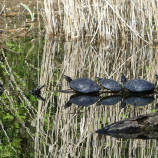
[31,36,158,157]
[43,0,158,43]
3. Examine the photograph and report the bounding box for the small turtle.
[0,82,4,94]
[65,94,100,108]
[121,74,157,93]
[64,75,101,94]
[97,77,122,92]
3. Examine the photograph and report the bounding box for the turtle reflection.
[122,95,155,107]
[64,94,100,108]
[97,95,122,106]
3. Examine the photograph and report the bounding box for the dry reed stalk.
[43,0,158,43]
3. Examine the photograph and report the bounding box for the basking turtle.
[121,74,157,93]
[64,75,101,94]
[97,77,122,92]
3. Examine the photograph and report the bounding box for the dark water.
[0,35,158,157]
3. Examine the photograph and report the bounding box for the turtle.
[121,74,157,93]
[97,77,123,92]
[0,82,4,94]
[64,75,101,94]
[64,94,100,108]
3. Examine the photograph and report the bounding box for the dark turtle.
[97,77,122,92]
[97,95,122,106]
[64,94,100,108]
[121,74,157,93]
[0,82,4,94]
[29,85,45,95]
[29,85,45,101]
[64,75,101,94]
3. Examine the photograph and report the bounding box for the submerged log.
[96,112,158,139]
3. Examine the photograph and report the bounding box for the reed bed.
[32,36,158,157]
[1,35,158,156]
[43,0,158,43]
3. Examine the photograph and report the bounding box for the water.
[0,35,158,157]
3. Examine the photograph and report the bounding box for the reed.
[1,35,158,156]
[43,0,158,43]
[34,37,158,157]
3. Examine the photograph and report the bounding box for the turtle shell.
[70,78,101,93]
[124,79,155,93]
[99,79,122,92]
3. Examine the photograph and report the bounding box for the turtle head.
[64,75,73,82]
[121,74,127,84]
[96,77,102,81]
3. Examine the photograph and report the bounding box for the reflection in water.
[96,112,158,139]
[64,94,100,108]
[63,93,155,108]
[1,37,158,157]
[123,95,155,106]
[97,95,122,106]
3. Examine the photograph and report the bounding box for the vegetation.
[43,0,158,43]
[0,0,158,157]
